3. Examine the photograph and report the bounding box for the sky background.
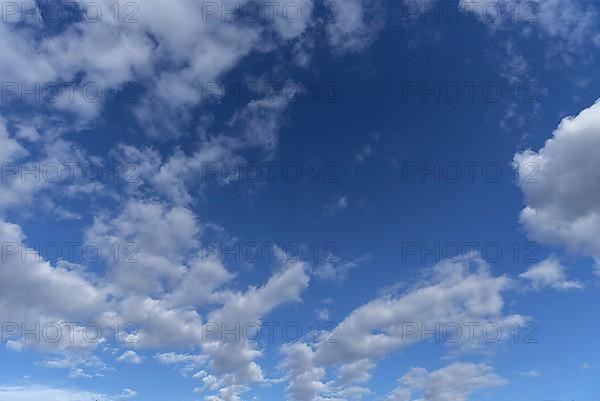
[0,0,600,400]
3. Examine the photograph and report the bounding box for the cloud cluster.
[0,198,310,399]
[281,254,524,401]
[0,0,380,132]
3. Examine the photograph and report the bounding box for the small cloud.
[69,368,92,379]
[324,196,348,216]
[355,144,374,163]
[519,370,541,378]
[355,134,381,164]
[316,308,330,321]
[314,254,371,282]
[54,207,82,221]
[520,258,583,291]
[582,362,592,369]
[154,353,206,377]
[119,388,138,399]
[117,351,143,365]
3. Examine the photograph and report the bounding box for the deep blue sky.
[0,1,599,400]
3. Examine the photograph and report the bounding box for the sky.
[0,0,599,400]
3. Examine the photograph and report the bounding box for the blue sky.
[0,0,599,400]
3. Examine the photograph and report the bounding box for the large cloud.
[0,219,107,323]
[281,254,524,401]
[313,254,521,366]
[514,99,600,267]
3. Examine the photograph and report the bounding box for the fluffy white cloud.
[280,343,327,401]
[386,363,506,401]
[0,220,107,324]
[514,99,600,267]
[0,0,378,132]
[84,196,311,384]
[117,350,143,365]
[335,359,375,385]
[314,254,522,366]
[86,199,209,295]
[281,254,523,401]
[203,257,310,389]
[0,197,312,399]
[520,258,583,290]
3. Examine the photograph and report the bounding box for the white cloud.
[519,370,541,378]
[0,0,316,131]
[0,219,107,326]
[316,308,330,321]
[355,144,374,163]
[324,196,349,216]
[0,202,311,401]
[86,199,234,306]
[313,254,368,282]
[386,363,507,401]
[111,93,291,207]
[281,254,524,401]
[203,257,310,388]
[335,359,375,385]
[227,95,289,155]
[326,0,382,52]
[114,296,206,349]
[514,99,600,267]
[520,258,583,290]
[155,352,207,377]
[280,343,327,401]
[0,213,206,358]
[314,254,522,366]
[117,350,143,365]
